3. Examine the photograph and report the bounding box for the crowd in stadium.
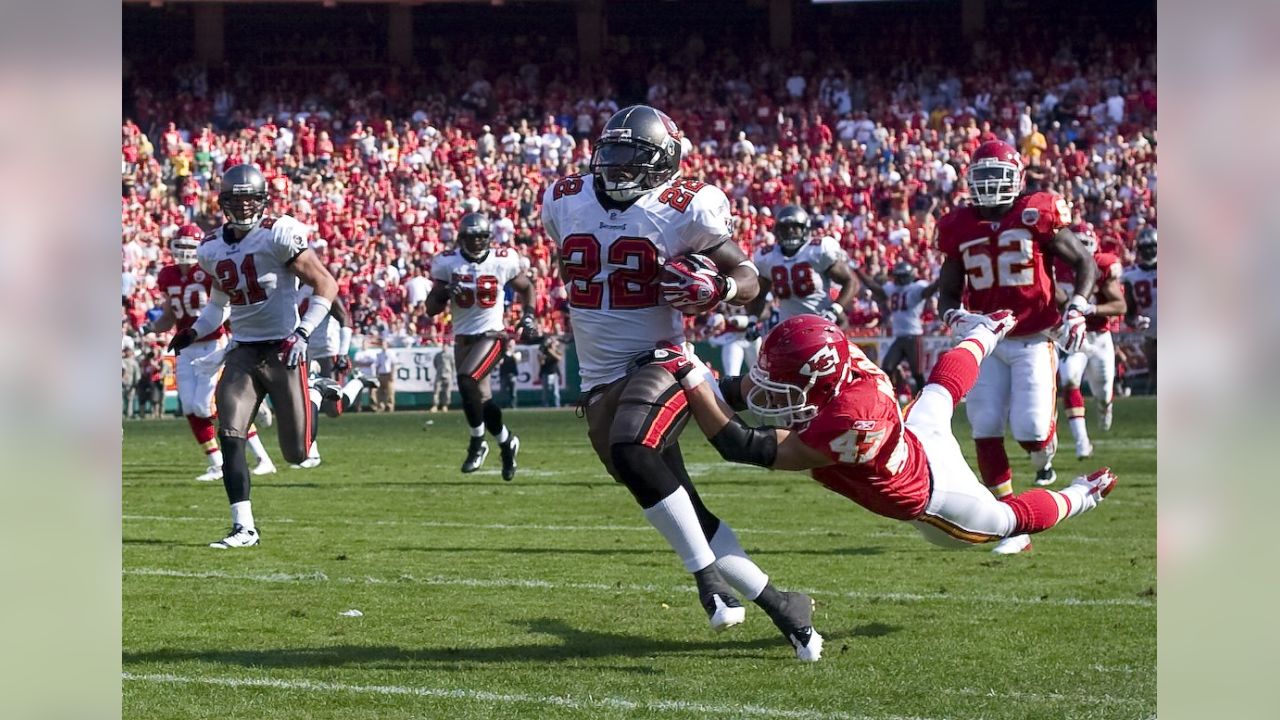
[121,30,1156,364]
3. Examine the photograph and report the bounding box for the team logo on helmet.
[800,344,842,379]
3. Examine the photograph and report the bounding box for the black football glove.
[167,328,198,355]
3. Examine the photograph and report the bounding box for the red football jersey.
[1054,251,1123,333]
[156,263,225,342]
[798,349,932,521]
[937,192,1068,336]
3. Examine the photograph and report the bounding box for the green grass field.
[123,398,1156,720]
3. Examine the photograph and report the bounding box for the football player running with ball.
[424,212,535,481]
[638,314,1117,554]
[168,164,339,549]
[936,140,1098,554]
[153,224,277,481]
[542,105,821,661]
[749,205,858,335]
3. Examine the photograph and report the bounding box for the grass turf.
[123,398,1155,720]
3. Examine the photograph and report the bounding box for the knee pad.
[609,443,681,508]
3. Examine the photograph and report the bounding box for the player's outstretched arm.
[706,241,760,305]
[151,304,177,333]
[852,264,886,302]
[684,381,831,472]
[509,272,537,316]
[290,248,338,339]
[921,278,942,299]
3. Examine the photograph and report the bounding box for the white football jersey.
[883,280,930,337]
[753,236,847,323]
[297,284,340,357]
[197,215,308,343]
[1122,264,1158,338]
[431,247,528,336]
[541,174,733,390]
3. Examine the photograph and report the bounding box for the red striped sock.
[1005,489,1067,534]
[926,347,981,406]
[975,437,1012,497]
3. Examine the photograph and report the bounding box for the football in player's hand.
[660,253,727,316]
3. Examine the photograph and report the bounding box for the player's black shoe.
[313,377,343,403]
[500,435,520,481]
[762,591,824,662]
[1034,466,1058,486]
[695,569,746,632]
[461,437,489,473]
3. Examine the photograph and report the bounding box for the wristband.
[722,276,739,303]
[297,295,332,337]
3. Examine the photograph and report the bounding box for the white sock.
[642,486,717,572]
[470,425,485,438]
[308,388,323,408]
[207,449,224,468]
[308,440,319,460]
[230,501,255,530]
[709,523,769,600]
[1029,435,1056,470]
[1068,416,1089,445]
[246,434,269,463]
[495,427,510,444]
[341,378,364,406]
[1057,483,1097,519]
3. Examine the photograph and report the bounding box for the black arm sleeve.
[718,376,748,412]
[709,417,778,468]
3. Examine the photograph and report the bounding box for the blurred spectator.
[540,336,563,409]
[372,341,397,412]
[499,341,520,409]
[431,337,456,413]
[122,348,141,419]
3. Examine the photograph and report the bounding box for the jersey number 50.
[962,229,1034,290]
[560,234,660,310]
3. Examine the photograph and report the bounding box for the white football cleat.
[1075,438,1094,460]
[1101,404,1114,431]
[703,592,747,632]
[290,457,322,470]
[991,534,1032,555]
[195,465,223,482]
[1071,466,1118,501]
[251,459,277,476]
[209,524,259,549]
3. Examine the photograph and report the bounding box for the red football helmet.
[171,224,202,266]
[966,140,1024,207]
[748,315,856,427]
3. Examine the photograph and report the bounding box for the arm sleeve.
[430,256,452,283]
[678,185,733,254]
[817,236,846,272]
[271,216,310,264]
[539,185,561,242]
[190,288,231,338]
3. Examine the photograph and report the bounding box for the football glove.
[819,303,847,325]
[333,355,352,374]
[167,328,198,355]
[1131,315,1152,331]
[632,342,712,391]
[1059,295,1091,354]
[744,321,761,342]
[278,330,310,369]
[661,254,732,313]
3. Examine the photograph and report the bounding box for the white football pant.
[719,337,759,377]
[1058,331,1115,405]
[906,385,1017,547]
[176,337,227,418]
[965,335,1058,444]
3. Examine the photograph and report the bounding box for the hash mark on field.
[123,514,1137,544]
[124,567,1155,608]
[122,672,932,720]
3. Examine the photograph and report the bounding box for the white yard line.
[121,672,934,720]
[122,514,1143,544]
[123,567,1155,608]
